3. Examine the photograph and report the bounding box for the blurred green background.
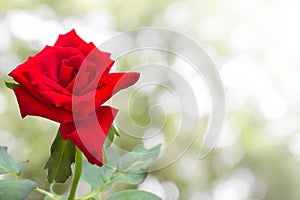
[1,0,300,199]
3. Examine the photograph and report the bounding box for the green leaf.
[5,81,19,89]
[0,178,37,200]
[81,144,161,193]
[81,147,118,191]
[115,144,161,185]
[118,144,161,173]
[105,125,120,148]
[81,157,103,191]
[103,145,119,167]
[107,190,161,200]
[110,124,120,137]
[0,146,25,175]
[45,129,76,183]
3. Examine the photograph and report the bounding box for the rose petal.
[72,59,98,95]
[74,47,115,95]
[72,72,140,116]
[40,46,83,81]
[67,54,85,71]
[95,72,140,105]
[78,42,96,56]
[9,46,84,107]
[59,61,74,86]
[54,29,88,48]
[13,85,74,123]
[60,106,118,166]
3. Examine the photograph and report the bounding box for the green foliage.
[106,190,161,200]
[81,144,161,195]
[110,124,120,137]
[45,129,76,183]
[0,179,37,200]
[117,144,161,173]
[81,154,108,191]
[5,81,19,89]
[0,146,36,200]
[105,125,120,148]
[0,146,25,175]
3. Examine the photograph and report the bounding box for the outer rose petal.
[13,85,74,123]
[95,72,140,106]
[9,46,82,107]
[54,29,88,48]
[10,46,81,87]
[60,106,118,166]
[73,72,140,116]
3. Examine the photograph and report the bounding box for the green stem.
[68,147,83,200]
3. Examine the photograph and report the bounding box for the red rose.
[9,30,139,166]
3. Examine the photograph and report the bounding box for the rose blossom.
[9,30,139,166]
